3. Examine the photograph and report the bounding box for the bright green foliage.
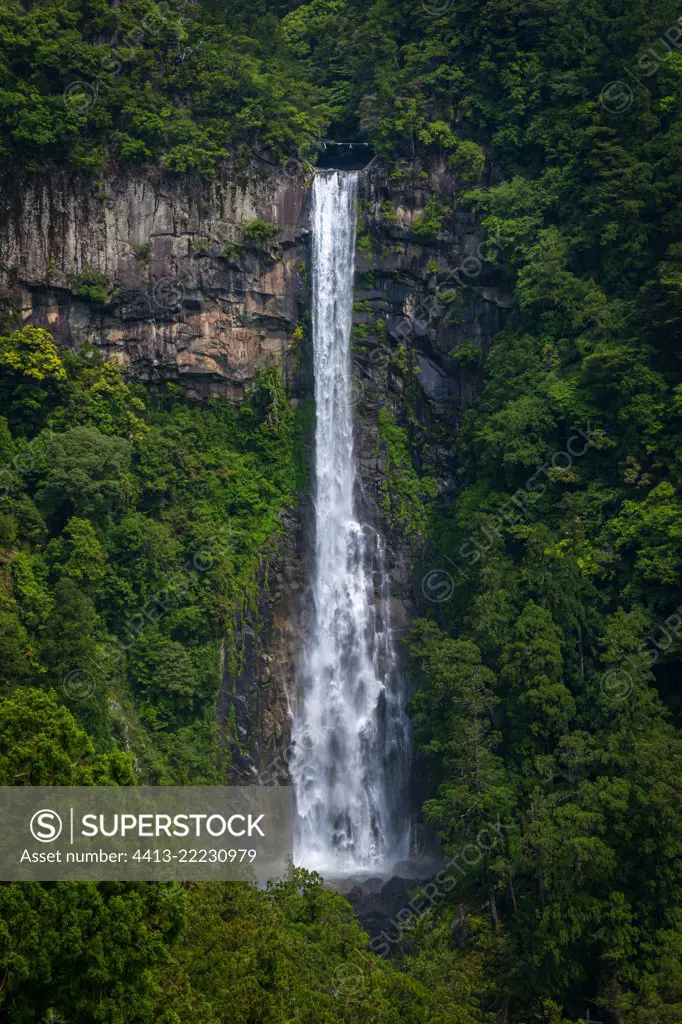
[412,197,450,238]
[51,354,148,439]
[0,0,330,175]
[0,326,65,383]
[71,268,116,305]
[0,338,301,783]
[449,139,485,182]
[0,688,133,785]
[0,326,67,434]
[243,219,281,244]
[611,481,682,590]
[148,871,494,1023]
[376,407,436,539]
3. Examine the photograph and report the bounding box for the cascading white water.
[291,170,410,876]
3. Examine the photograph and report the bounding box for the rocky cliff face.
[0,159,507,785]
[221,506,310,786]
[349,160,509,600]
[0,158,506,415]
[360,159,510,379]
[0,163,309,399]
[357,161,509,437]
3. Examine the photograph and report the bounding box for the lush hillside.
[0,326,302,782]
[390,3,682,1021]
[0,330,489,1023]
[0,0,329,175]
[2,1,682,1023]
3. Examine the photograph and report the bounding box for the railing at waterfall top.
[316,140,375,170]
[321,140,371,147]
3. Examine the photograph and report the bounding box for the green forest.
[2,0,682,1021]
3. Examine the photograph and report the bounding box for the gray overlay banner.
[0,787,293,882]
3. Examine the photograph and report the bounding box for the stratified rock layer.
[0,165,309,399]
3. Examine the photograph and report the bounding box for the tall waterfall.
[291,170,410,875]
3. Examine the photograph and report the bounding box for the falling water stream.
[291,171,410,876]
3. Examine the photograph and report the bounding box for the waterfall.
[291,170,410,876]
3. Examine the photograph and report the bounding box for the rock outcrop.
[356,159,509,427]
[0,159,506,411]
[0,163,310,399]
[221,505,310,786]
[348,158,508,590]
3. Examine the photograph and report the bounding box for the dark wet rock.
[416,353,456,402]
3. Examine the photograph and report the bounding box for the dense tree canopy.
[0,326,300,779]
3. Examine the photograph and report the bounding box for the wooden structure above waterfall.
[316,140,375,170]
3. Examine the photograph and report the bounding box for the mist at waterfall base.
[290,171,411,879]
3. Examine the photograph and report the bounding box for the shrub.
[242,220,280,245]
[412,197,450,237]
[71,269,116,306]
